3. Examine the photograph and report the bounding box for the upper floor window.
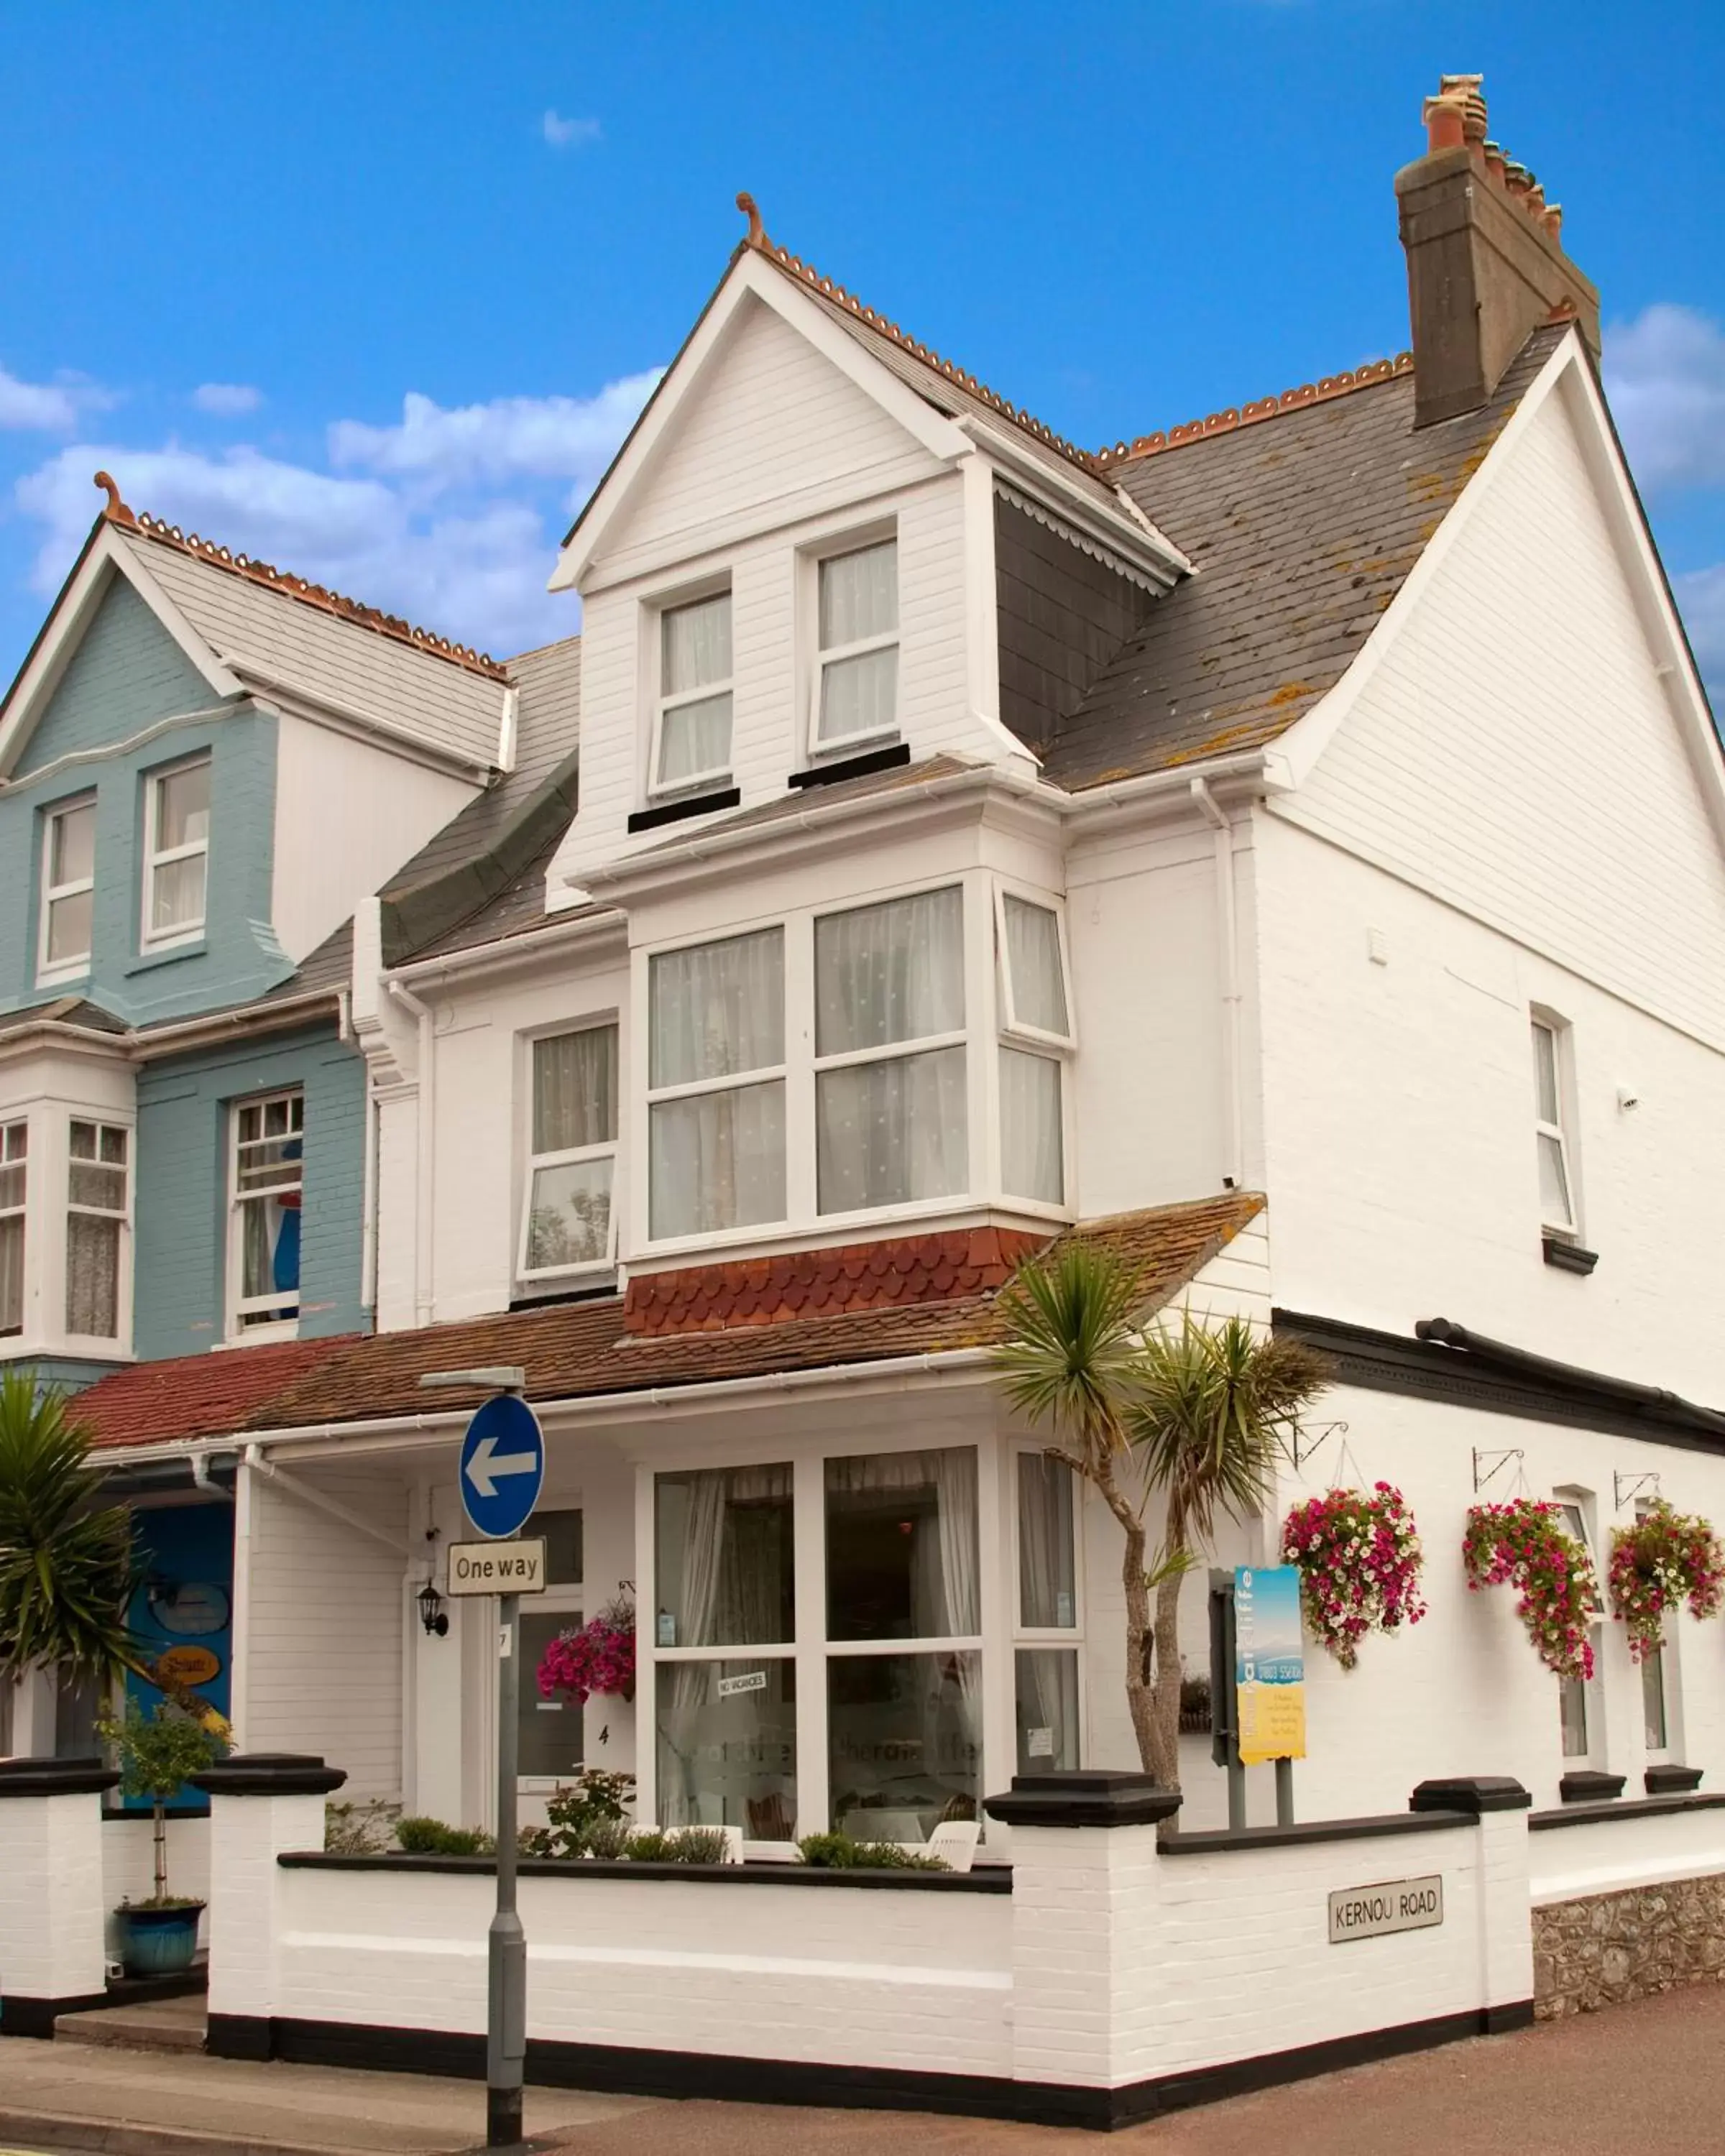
[520,1025,620,1281]
[143,757,211,950]
[814,886,965,1213]
[0,1123,25,1337]
[998,893,1073,1208]
[231,1089,303,1333]
[65,1120,127,1340]
[653,592,732,795]
[1531,1015,1576,1237]
[40,797,96,982]
[648,929,786,1239]
[815,539,898,752]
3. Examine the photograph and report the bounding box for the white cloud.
[327,374,661,494]
[14,368,660,661]
[1605,304,1725,495]
[0,365,115,432]
[1675,563,1725,694]
[543,110,602,150]
[193,382,264,416]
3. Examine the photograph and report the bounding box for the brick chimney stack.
[1396,74,1601,428]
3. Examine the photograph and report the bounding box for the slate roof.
[1033,326,1568,788]
[379,634,582,964]
[0,995,128,1041]
[81,1192,1264,1451]
[111,517,508,775]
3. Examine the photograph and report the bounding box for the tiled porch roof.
[73,1334,362,1452]
[77,1193,1263,1452]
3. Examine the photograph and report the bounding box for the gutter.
[1414,1318,1725,1441]
[387,977,437,1328]
[388,903,626,987]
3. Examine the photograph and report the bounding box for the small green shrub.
[396,1815,496,1856]
[663,1825,729,1864]
[540,1769,636,1858]
[326,1799,397,1856]
[580,1816,632,1861]
[796,1830,949,1872]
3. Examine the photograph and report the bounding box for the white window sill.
[1,1337,134,1366]
[630,1194,1075,1268]
[35,965,93,992]
[216,1322,301,1350]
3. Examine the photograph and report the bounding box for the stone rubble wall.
[1534,1873,1725,2017]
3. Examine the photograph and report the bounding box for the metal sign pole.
[489,1588,525,2150]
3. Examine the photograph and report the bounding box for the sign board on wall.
[1328,1875,1444,1943]
[446,1539,548,1596]
[1235,1564,1306,1766]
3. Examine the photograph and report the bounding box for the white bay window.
[653,591,732,794]
[521,1025,618,1280]
[0,1123,26,1337]
[648,929,786,1239]
[814,886,966,1214]
[642,878,1075,1246]
[815,540,898,751]
[65,1120,127,1340]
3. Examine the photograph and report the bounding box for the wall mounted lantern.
[417,1578,449,1638]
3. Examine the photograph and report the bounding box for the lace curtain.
[1000,1047,1062,1204]
[533,1028,617,1153]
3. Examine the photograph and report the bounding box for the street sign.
[459,1393,545,1539]
[446,1538,548,1596]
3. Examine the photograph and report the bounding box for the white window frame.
[636,1432,1001,1855]
[63,1118,131,1347]
[37,794,96,986]
[994,883,1075,1216]
[1532,1013,1578,1239]
[142,755,211,953]
[517,1021,620,1286]
[0,1120,27,1340]
[1555,1490,1606,1769]
[1011,1443,1087,1774]
[806,530,901,760]
[227,1087,304,1341]
[648,585,734,799]
[1634,1499,1679,1764]
[635,874,1078,1257]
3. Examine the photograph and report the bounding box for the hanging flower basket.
[538,1596,636,1707]
[1279,1481,1427,1671]
[1607,1500,1724,1663]
[1462,1500,1596,1682]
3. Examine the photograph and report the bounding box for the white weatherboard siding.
[239,1468,406,1800]
[271,714,476,964]
[597,293,943,577]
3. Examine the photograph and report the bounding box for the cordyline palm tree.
[993,1244,1328,1789]
[0,1371,142,1698]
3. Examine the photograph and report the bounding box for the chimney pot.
[1504,160,1533,198]
[1525,181,1546,218]
[1438,71,1489,142]
[1543,203,1564,243]
[1423,94,1468,155]
[1483,140,1508,187]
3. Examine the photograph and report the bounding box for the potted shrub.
[536,1597,636,1708]
[99,1698,227,1976]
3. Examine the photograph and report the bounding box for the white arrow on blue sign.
[459,1394,546,1540]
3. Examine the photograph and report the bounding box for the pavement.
[4,1984,1725,2155]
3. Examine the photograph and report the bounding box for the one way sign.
[459,1393,545,1539]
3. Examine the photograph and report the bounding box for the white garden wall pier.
[189,1756,1537,2131]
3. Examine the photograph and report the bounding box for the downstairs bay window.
[65,1120,127,1340]
[0,1123,26,1337]
[640,877,1073,1246]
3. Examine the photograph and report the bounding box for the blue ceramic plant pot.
[116,1903,203,1977]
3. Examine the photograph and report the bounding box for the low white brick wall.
[1530,1799,1725,1905]
[275,1863,1014,2078]
[103,1814,213,1955]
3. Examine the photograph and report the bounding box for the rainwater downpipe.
[340,990,380,1318]
[387,978,436,1328]
[1191,776,1244,1190]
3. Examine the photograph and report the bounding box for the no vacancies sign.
[1328,1874,1443,1944]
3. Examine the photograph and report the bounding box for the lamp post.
[420,1364,536,2150]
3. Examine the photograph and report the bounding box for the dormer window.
[40,796,96,984]
[653,591,733,795]
[815,538,898,752]
[142,756,211,951]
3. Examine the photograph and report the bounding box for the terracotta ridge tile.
[738,202,1104,482]
[93,474,507,681]
[1097,354,1417,466]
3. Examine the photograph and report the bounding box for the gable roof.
[1034,325,1569,788]
[1,482,510,783]
[80,1192,1263,1451]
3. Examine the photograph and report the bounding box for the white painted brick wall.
[0,1791,111,2001]
[1529,1805,1725,1906]
[206,1789,328,2023]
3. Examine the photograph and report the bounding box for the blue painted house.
[0,476,515,1758]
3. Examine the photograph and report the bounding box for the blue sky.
[2,3,1722,700]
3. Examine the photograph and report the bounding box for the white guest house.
[14,72,1725,2126]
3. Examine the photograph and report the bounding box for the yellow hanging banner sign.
[1235,1564,1306,1766]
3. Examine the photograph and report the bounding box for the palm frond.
[990,1242,1147,1473]
[0,1369,142,1686]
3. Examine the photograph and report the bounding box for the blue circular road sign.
[459,1394,546,1540]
